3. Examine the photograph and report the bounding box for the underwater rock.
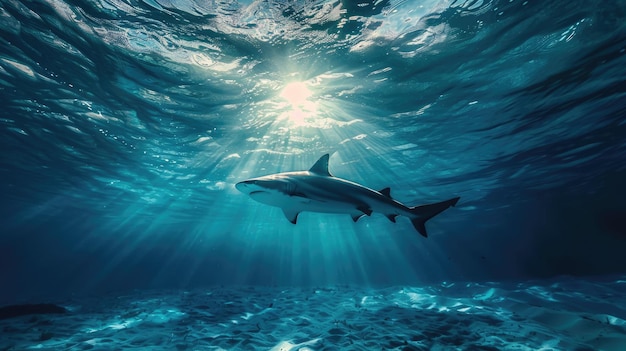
[0,304,68,320]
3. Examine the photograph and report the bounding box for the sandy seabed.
[1,277,625,351]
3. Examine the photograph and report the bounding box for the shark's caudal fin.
[409,197,460,238]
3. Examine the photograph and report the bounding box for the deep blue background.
[1,0,625,303]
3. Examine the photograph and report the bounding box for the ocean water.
[1,0,626,349]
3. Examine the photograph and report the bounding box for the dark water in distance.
[1,0,625,302]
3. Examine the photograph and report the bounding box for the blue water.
[1,0,625,304]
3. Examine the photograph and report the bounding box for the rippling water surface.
[1,0,625,298]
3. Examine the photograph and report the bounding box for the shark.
[235,154,460,237]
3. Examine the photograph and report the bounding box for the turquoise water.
[1,0,625,302]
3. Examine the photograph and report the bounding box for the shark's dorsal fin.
[309,154,332,176]
[379,187,392,198]
[282,208,300,224]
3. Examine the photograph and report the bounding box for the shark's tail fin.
[409,197,460,238]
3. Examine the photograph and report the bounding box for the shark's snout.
[235,179,254,193]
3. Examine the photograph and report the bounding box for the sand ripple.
[1,277,625,350]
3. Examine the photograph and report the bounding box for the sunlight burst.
[278,81,318,126]
[280,82,312,107]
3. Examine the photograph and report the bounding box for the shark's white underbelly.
[250,190,409,217]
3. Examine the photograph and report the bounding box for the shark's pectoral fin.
[386,214,398,223]
[282,208,300,224]
[357,206,372,216]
